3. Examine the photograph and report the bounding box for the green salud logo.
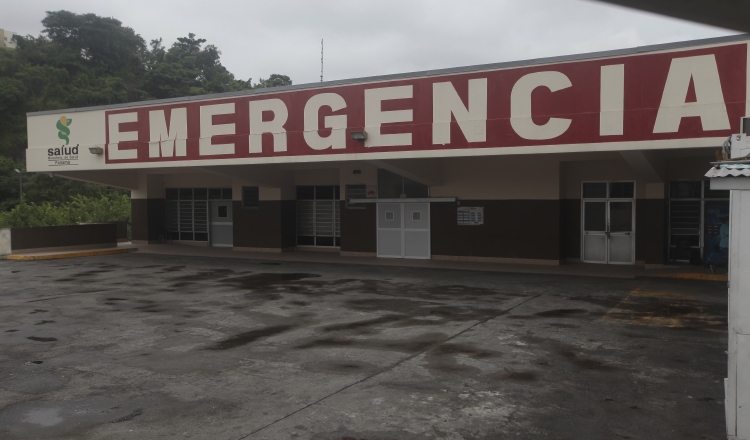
[56,116,73,145]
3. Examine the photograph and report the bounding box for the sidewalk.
[3,243,138,261]
[3,242,727,281]
[133,243,728,281]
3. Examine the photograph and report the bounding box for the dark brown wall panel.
[636,199,666,264]
[431,200,561,260]
[280,201,297,249]
[233,201,280,248]
[131,199,165,241]
[340,202,376,253]
[11,224,117,251]
[561,199,581,259]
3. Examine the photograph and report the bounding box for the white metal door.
[583,201,607,263]
[377,202,430,259]
[582,200,634,264]
[608,201,634,264]
[403,203,430,259]
[377,203,402,258]
[210,201,233,247]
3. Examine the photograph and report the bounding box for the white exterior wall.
[1,29,17,49]
[720,139,750,439]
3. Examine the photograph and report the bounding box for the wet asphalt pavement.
[0,253,728,439]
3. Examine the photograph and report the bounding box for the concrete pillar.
[725,188,750,439]
[130,175,165,244]
[709,141,750,439]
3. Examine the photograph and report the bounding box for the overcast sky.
[6,0,735,86]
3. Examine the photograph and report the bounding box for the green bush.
[0,194,130,231]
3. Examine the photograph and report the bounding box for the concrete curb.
[6,247,136,261]
[640,273,728,282]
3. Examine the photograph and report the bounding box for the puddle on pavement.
[296,332,447,354]
[301,360,379,374]
[205,325,295,350]
[0,396,156,437]
[508,308,590,320]
[602,296,727,332]
[161,266,185,272]
[23,408,63,427]
[321,315,403,332]
[535,309,588,317]
[71,270,112,277]
[421,342,503,376]
[29,309,48,314]
[559,349,618,371]
[171,269,235,283]
[220,273,321,290]
[504,371,539,381]
[547,323,580,329]
[310,429,432,440]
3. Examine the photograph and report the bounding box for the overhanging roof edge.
[27,33,749,117]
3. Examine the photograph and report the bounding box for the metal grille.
[334,201,340,237]
[669,200,701,235]
[297,201,315,236]
[193,202,208,233]
[346,184,366,209]
[315,201,335,236]
[179,201,193,232]
[296,186,340,246]
[166,201,179,232]
[165,187,230,242]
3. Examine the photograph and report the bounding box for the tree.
[0,11,292,219]
[144,33,251,99]
[254,74,292,89]
[41,11,146,79]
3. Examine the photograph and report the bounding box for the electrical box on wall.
[733,118,750,159]
[458,207,484,225]
[732,134,750,159]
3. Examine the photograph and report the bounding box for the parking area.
[0,253,728,440]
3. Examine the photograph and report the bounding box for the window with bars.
[296,186,341,247]
[345,184,366,209]
[668,179,729,262]
[165,188,230,241]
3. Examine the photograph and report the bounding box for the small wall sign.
[458,207,484,225]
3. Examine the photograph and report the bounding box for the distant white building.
[1,28,17,49]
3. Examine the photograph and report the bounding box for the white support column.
[713,137,750,439]
[726,187,750,439]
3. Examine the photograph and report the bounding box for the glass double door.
[583,200,634,264]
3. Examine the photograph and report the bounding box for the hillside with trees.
[0,10,291,228]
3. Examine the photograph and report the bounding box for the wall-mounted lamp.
[89,146,104,155]
[14,169,25,203]
[350,131,367,141]
[352,169,362,175]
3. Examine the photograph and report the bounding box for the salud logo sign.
[48,116,78,166]
[56,116,72,144]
